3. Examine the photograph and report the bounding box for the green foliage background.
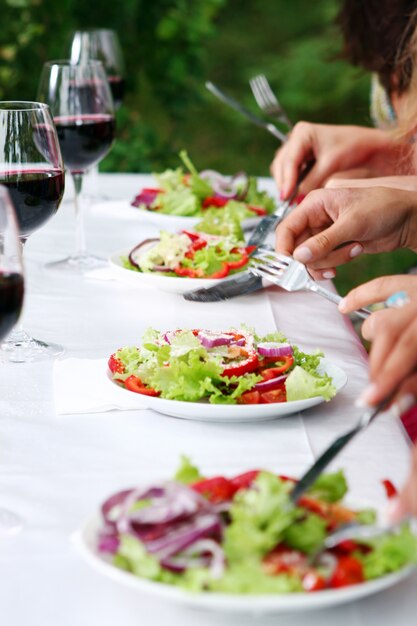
[1,0,416,291]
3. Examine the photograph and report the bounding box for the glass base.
[45,253,107,274]
[0,507,24,535]
[0,329,65,363]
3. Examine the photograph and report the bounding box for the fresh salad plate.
[108,231,254,295]
[109,250,237,294]
[94,199,260,231]
[107,358,346,421]
[105,150,278,230]
[107,328,347,422]
[74,461,416,614]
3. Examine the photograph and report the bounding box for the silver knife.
[206,82,288,143]
[290,394,395,504]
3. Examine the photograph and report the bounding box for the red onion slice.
[197,331,235,348]
[257,342,293,358]
[254,374,288,392]
[128,238,160,269]
[145,514,222,560]
[131,189,160,208]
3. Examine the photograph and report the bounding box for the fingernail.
[338,297,347,312]
[350,244,363,258]
[385,291,410,309]
[385,497,402,523]
[294,246,312,263]
[323,270,336,279]
[356,383,378,407]
[279,189,285,200]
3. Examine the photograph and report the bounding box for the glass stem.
[3,238,30,345]
[72,172,86,259]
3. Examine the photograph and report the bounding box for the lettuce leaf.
[357,524,417,579]
[285,366,336,402]
[308,470,348,503]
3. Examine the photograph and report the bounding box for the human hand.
[359,302,417,405]
[275,186,417,279]
[271,122,402,200]
[326,175,417,192]
[387,443,417,522]
[339,275,417,314]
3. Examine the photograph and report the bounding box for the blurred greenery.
[1,0,416,293]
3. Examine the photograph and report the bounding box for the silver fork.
[249,74,293,130]
[250,248,371,320]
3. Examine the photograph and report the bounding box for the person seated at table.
[273,0,417,201]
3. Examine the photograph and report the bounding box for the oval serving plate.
[106,358,347,422]
[73,499,414,615]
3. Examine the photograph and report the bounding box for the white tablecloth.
[0,174,415,626]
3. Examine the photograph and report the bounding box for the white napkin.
[53,357,145,415]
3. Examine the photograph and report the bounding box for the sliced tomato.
[260,356,294,378]
[260,387,286,404]
[108,353,125,374]
[230,470,260,489]
[124,375,160,397]
[227,247,249,270]
[382,479,398,499]
[202,196,229,208]
[248,205,268,216]
[302,571,326,592]
[263,545,307,575]
[298,495,357,528]
[185,238,208,258]
[329,556,364,588]
[191,476,236,503]
[222,352,259,378]
[205,262,230,279]
[238,390,261,404]
[173,265,201,278]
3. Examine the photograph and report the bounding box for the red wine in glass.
[37,60,115,272]
[108,76,125,109]
[0,272,24,340]
[0,101,65,363]
[54,114,115,172]
[1,170,65,239]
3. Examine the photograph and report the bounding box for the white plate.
[108,248,237,295]
[107,359,347,422]
[92,200,260,231]
[74,510,414,615]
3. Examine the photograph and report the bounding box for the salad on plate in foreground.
[94,457,417,595]
[108,327,336,405]
[131,150,277,220]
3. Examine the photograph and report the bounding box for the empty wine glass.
[0,186,25,532]
[0,101,65,362]
[38,60,115,272]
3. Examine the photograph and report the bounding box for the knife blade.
[289,394,394,504]
[183,271,263,302]
[206,82,288,144]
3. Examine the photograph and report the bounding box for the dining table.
[0,172,416,626]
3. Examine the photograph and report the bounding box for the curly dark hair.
[337,0,417,93]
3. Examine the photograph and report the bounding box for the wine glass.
[69,29,124,201]
[37,60,115,272]
[0,186,25,532]
[0,101,65,362]
[70,29,125,110]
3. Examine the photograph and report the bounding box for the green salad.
[108,327,336,404]
[131,151,276,219]
[122,230,254,279]
[97,458,417,594]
